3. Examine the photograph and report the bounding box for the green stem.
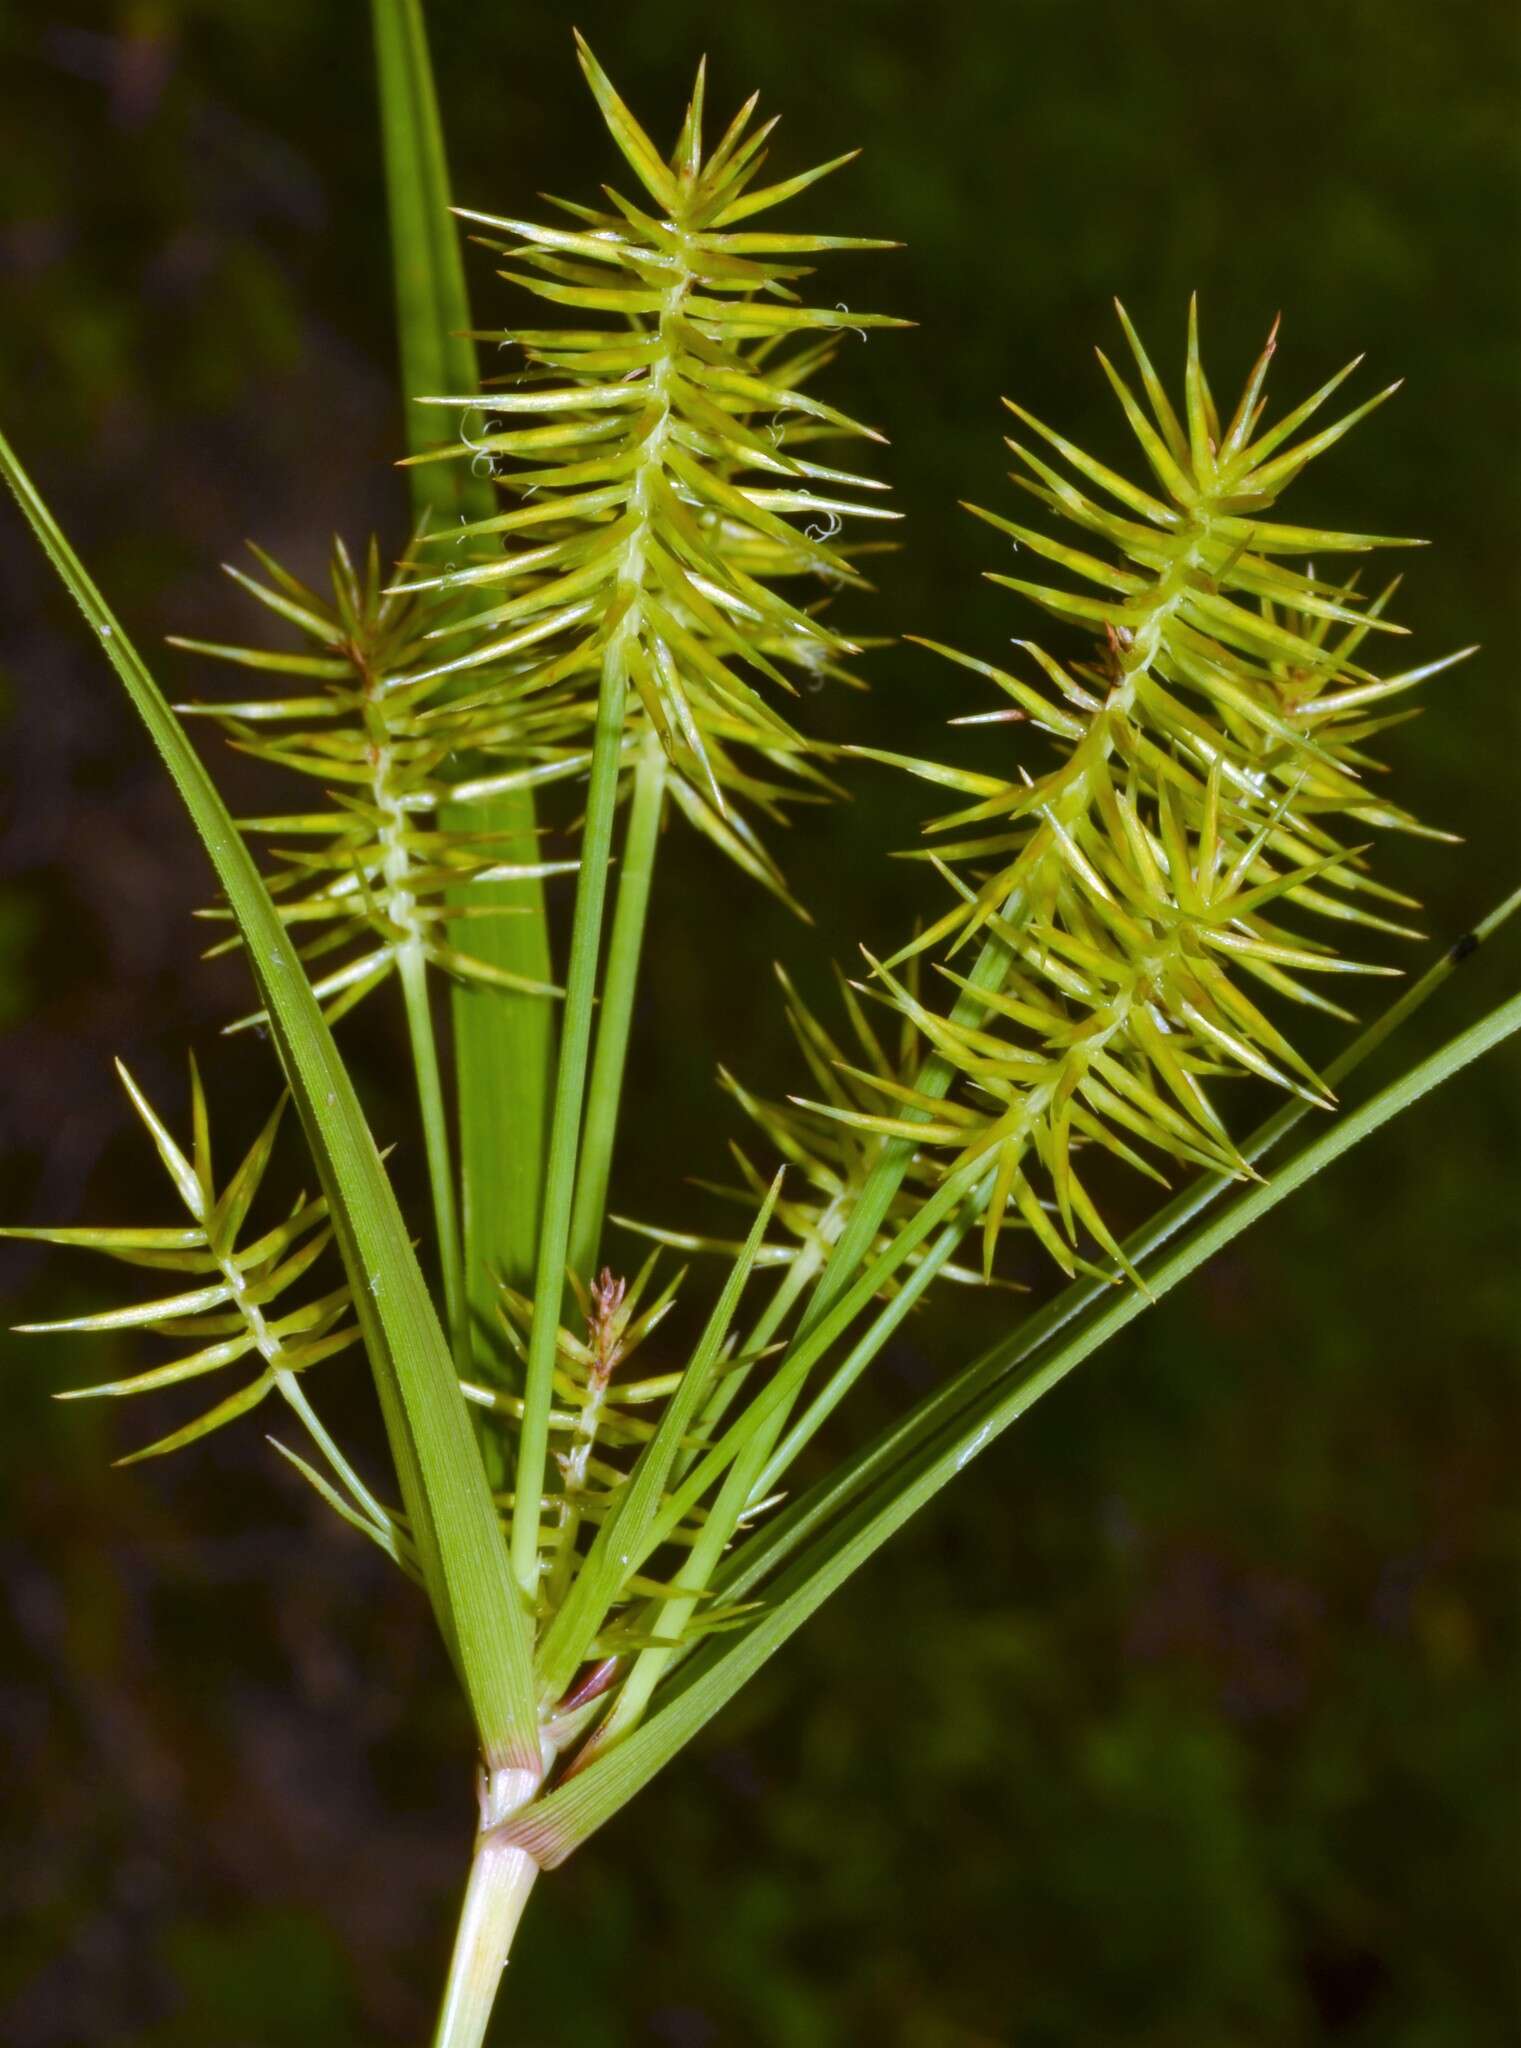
[589,1413,770,1754]
[797,940,1008,1329]
[747,1234,829,1355]
[589,1214,873,1742]
[213,1181,399,1540]
[601,1213,971,1743]
[668,1166,836,1493]
[630,1167,981,1574]
[592,1240,830,1744]
[431,1767,542,2048]
[752,1215,967,1500]
[511,647,631,1595]
[277,1373,395,1539]
[510,245,692,1598]
[568,729,668,1282]
[399,943,469,1374]
[365,629,469,1372]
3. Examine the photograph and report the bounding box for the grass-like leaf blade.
[0,424,540,1775]
[372,0,554,1306]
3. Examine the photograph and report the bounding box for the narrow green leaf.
[0,425,539,1775]
[372,0,554,1306]
[0,1223,207,1254]
[711,150,862,228]
[212,1095,288,1251]
[512,636,631,1591]
[16,1275,235,1334]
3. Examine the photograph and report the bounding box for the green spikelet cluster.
[172,535,573,1023]
[394,33,904,911]
[0,1063,410,1567]
[837,304,1471,1280]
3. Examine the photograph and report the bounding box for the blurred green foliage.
[0,2,1517,2042]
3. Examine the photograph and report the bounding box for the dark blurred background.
[1,2,1518,2043]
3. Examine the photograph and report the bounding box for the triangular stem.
[432,1767,542,2048]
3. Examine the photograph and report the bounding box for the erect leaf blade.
[372,0,554,1308]
[0,424,539,1775]
[212,1094,288,1251]
[372,0,487,516]
[710,149,862,228]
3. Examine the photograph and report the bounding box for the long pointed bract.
[0,425,541,1776]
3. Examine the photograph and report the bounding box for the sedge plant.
[2,13,1517,2043]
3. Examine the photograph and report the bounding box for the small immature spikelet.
[476,1253,756,1643]
[394,35,905,914]
[172,534,576,1025]
[483,1253,681,1482]
[835,303,1471,1280]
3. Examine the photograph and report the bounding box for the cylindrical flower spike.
[839,303,1470,1278]
[394,35,906,913]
